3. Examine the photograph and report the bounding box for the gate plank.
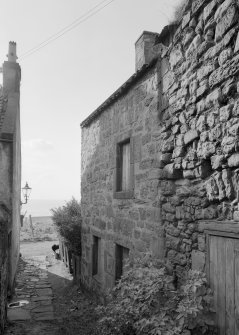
[234,240,239,334]
[217,236,226,335]
[209,236,218,323]
[225,238,234,335]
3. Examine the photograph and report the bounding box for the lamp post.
[21,182,32,205]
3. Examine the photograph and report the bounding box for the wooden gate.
[208,234,239,335]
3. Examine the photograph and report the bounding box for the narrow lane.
[6,256,61,334]
[5,242,99,335]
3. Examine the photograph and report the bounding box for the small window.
[92,236,100,276]
[114,137,134,199]
[115,244,129,281]
[117,139,130,192]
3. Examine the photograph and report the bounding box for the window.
[8,231,12,249]
[92,236,100,276]
[117,140,130,191]
[114,136,134,199]
[115,244,129,281]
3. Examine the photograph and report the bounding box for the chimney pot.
[7,42,17,63]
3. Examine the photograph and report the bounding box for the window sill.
[113,190,134,199]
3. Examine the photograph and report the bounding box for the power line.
[19,0,116,60]
[20,0,111,58]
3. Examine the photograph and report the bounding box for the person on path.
[52,244,60,259]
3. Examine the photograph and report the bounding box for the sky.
[0,0,182,211]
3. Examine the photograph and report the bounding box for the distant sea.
[23,199,69,217]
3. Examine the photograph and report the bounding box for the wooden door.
[208,235,239,335]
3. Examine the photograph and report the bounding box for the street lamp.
[21,182,32,205]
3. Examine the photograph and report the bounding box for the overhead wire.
[19,0,116,60]
[19,0,175,61]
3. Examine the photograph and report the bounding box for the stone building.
[81,0,239,332]
[0,42,22,333]
[81,30,172,293]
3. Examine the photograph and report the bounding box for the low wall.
[59,239,73,274]
[59,239,81,280]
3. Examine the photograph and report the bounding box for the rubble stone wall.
[81,64,166,292]
[81,0,239,292]
[0,208,9,334]
[160,0,239,277]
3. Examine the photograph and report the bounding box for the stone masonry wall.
[81,63,165,292]
[160,0,239,278]
[0,206,9,334]
[0,50,22,331]
[0,142,11,334]
[81,0,239,292]
[2,59,22,293]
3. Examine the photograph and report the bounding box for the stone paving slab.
[35,284,51,288]
[31,296,52,302]
[36,288,52,296]
[33,312,55,321]
[8,308,31,321]
[32,305,54,313]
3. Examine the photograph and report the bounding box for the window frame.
[113,132,134,199]
[92,235,100,276]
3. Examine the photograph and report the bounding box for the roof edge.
[134,30,160,45]
[80,58,157,128]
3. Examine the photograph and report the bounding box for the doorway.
[208,234,239,335]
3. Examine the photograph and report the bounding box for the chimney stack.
[3,42,21,94]
[7,42,17,63]
[1,42,21,137]
[135,31,159,71]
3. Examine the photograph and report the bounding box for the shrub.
[97,255,215,335]
[51,198,82,255]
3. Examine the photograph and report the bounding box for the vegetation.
[97,255,216,335]
[51,198,82,255]
[171,0,188,23]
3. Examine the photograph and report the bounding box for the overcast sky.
[1,0,181,203]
